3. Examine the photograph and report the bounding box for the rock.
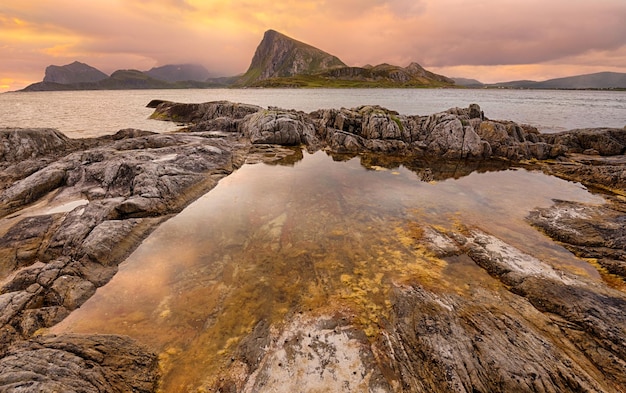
[528,199,626,280]
[0,128,250,350]
[242,109,318,146]
[421,112,487,158]
[540,154,626,193]
[150,100,261,124]
[0,334,158,392]
[0,128,74,163]
[0,215,56,275]
[214,314,392,392]
[381,284,615,392]
[544,128,626,156]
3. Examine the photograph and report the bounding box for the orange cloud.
[1,0,625,91]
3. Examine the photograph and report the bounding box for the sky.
[1,0,626,92]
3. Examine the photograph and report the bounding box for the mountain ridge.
[454,71,626,89]
[19,30,626,91]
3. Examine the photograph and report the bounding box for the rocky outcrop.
[152,100,573,160]
[0,334,158,392]
[0,128,73,164]
[43,61,108,84]
[543,128,626,156]
[529,199,626,281]
[237,29,347,86]
[0,129,251,354]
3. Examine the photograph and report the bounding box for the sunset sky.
[2,0,626,92]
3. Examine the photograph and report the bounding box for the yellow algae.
[586,258,626,292]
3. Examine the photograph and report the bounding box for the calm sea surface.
[1,88,625,138]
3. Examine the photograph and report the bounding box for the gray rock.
[0,128,73,163]
[242,109,318,146]
[528,199,626,280]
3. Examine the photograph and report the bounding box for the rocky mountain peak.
[238,29,347,85]
[43,61,108,84]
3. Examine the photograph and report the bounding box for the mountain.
[452,77,484,87]
[22,69,222,91]
[237,30,453,87]
[43,61,109,84]
[236,29,347,86]
[145,64,210,82]
[21,29,454,90]
[489,72,626,89]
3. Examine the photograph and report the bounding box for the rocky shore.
[1,101,625,392]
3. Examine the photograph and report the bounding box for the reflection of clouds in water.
[51,151,605,390]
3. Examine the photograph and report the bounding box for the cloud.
[1,0,625,91]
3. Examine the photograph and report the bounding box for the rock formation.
[237,29,347,86]
[42,61,108,85]
[1,101,626,391]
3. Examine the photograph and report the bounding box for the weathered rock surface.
[529,199,626,281]
[151,100,625,163]
[0,333,158,392]
[0,127,256,390]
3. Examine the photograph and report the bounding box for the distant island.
[453,72,626,90]
[19,29,626,91]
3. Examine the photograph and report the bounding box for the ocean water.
[1,88,625,138]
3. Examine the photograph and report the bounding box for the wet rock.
[540,154,626,193]
[528,199,626,280]
[0,215,56,275]
[382,284,615,392]
[217,314,392,393]
[150,100,261,124]
[0,334,158,392]
[0,164,68,217]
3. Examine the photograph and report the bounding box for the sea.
[1,88,625,138]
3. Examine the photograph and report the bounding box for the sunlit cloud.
[1,0,625,92]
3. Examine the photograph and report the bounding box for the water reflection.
[52,150,604,391]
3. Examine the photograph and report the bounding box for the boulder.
[242,109,318,145]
